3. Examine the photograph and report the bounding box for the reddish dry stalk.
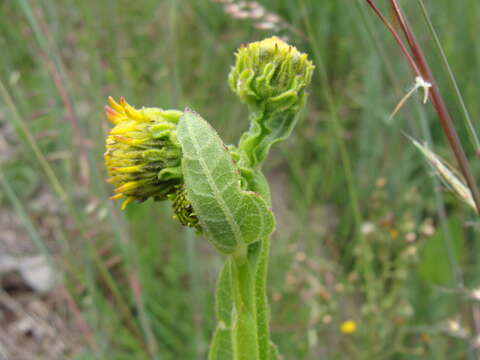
[129,272,160,358]
[365,0,421,76]
[62,287,98,352]
[473,305,480,344]
[34,5,90,186]
[389,0,480,215]
[365,0,480,214]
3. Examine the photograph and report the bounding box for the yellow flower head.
[104,96,184,210]
[340,320,358,334]
[229,36,314,112]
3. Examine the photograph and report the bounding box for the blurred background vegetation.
[1,0,480,359]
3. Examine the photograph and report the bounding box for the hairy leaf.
[208,328,233,360]
[208,262,234,359]
[177,110,275,254]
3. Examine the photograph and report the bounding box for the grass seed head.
[411,138,477,213]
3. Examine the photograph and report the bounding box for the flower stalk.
[230,245,259,360]
[103,37,314,359]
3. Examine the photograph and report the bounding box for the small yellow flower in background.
[420,333,430,343]
[389,228,399,239]
[340,320,357,334]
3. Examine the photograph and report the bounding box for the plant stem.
[254,237,271,360]
[364,0,421,76]
[245,170,272,360]
[240,170,272,360]
[230,245,259,360]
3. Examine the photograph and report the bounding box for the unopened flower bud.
[229,36,314,113]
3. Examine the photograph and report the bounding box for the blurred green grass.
[1,0,480,359]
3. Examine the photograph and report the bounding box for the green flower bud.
[104,96,184,209]
[229,36,314,113]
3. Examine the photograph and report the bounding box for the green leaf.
[177,110,275,254]
[216,262,233,326]
[209,260,234,359]
[208,328,233,360]
[418,217,464,285]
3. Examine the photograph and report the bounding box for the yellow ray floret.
[111,135,144,146]
[105,106,125,124]
[108,96,124,113]
[109,122,142,135]
[110,193,125,200]
[110,165,143,173]
[115,180,142,193]
[119,97,145,121]
[121,197,135,210]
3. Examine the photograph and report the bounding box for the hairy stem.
[244,170,273,360]
[230,245,259,360]
[254,236,271,360]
